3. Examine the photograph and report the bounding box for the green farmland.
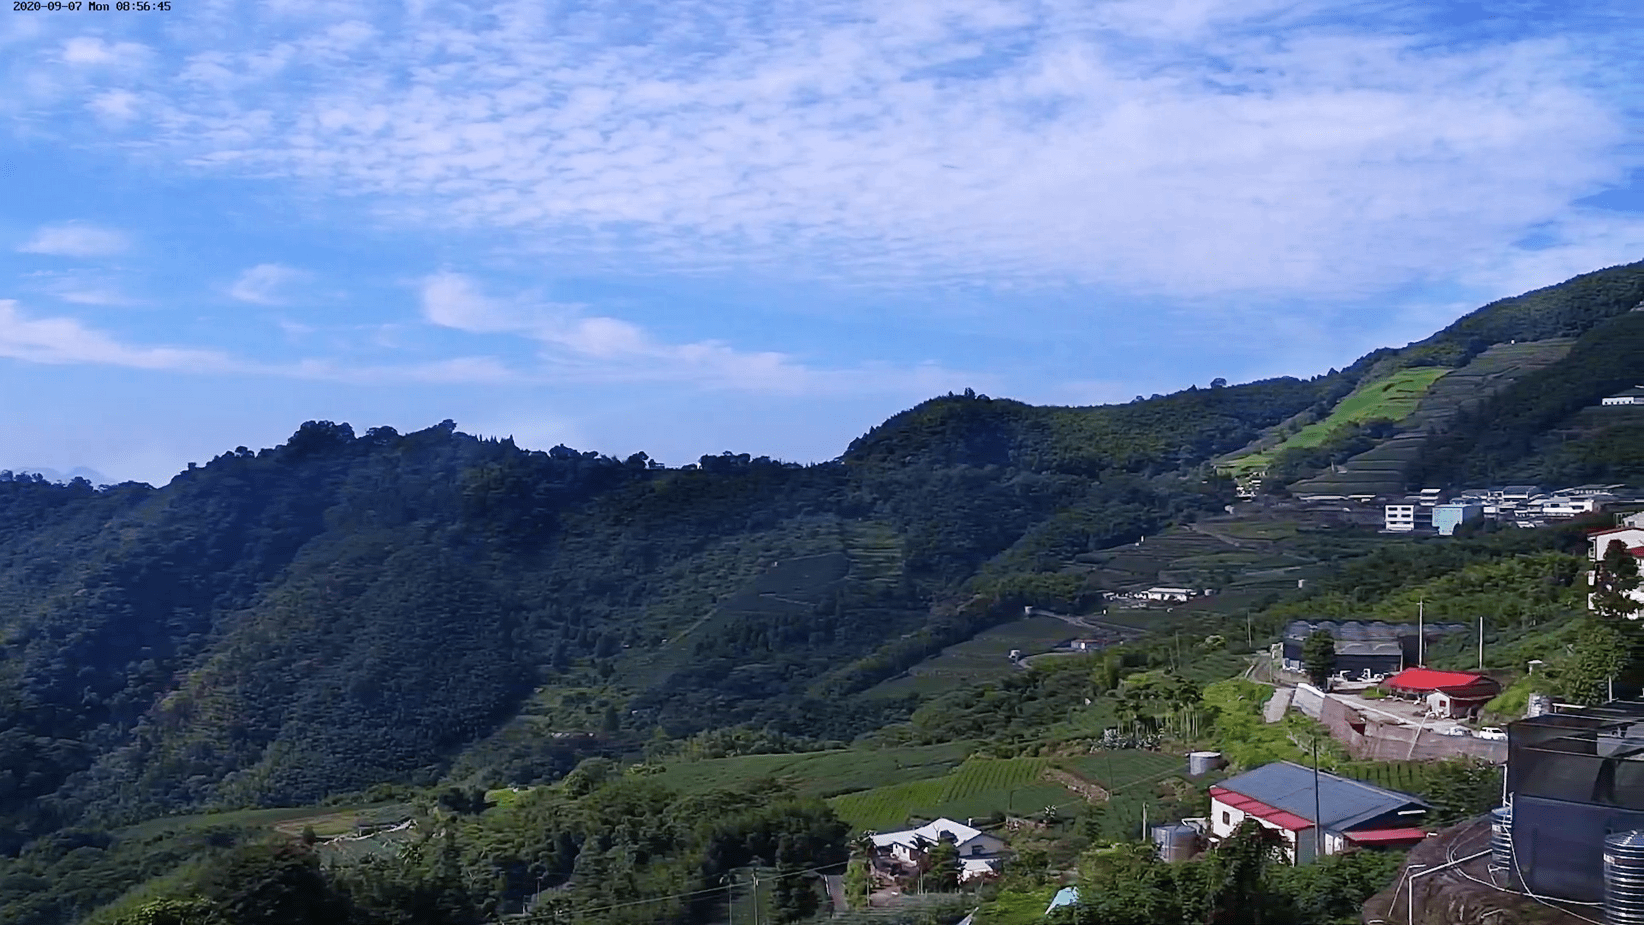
[646,742,975,799]
[829,757,1073,830]
[861,616,1076,699]
[1225,366,1450,476]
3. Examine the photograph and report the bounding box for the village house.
[1382,501,1430,533]
[1587,525,1644,614]
[1380,667,1501,719]
[1144,587,1194,603]
[1279,620,1466,678]
[868,817,1009,882]
[1209,762,1429,863]
[1601,386,1644,406]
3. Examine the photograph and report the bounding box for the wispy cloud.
[0,298,525,386]
[18,223,129,258]
[25,269,138,306]
[60,36,148,67]
[38,0,1629,305]
[0,300,232,370]
[229,263,306,304]
[420,271,966,395]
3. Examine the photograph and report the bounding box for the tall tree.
[922,841,961,892]
[1207,820,1285,925]
[1558,619,1630,705]
[1594,538,1644,624]
[1302,630,1337,688]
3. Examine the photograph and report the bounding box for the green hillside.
[1226,366,1449,476]
[6,260,1644,925]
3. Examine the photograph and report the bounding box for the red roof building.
[1382,668,1501,719]
[1383,667,1496,694]
[1208,762,1431,864]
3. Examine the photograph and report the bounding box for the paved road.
[823,875,848,913]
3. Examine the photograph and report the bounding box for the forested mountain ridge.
[0,375,1326,849]
[2,257,1640,888]
[1223,259,1644,492]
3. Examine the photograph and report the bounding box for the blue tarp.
[1044,886,1079,915]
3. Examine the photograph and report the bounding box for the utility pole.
[1312,738,1323,862]
[1478,615,1484,671]
[752,872,760,925]
[1418,600,1425,667]
[1246,610,1253,650]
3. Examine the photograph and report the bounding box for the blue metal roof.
[1217,761,1428,832]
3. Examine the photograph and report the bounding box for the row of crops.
[830,757,1099,831]
[647,742,975,799]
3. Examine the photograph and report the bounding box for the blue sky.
[2,0,1640,485]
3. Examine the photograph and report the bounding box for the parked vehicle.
[1436,724,1469,736]
[1475,727,1507,741]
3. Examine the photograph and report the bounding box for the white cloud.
[0,300,233,370]
[86,0,1631,308]
[18,223,128,258]
[88,89,141,121]
[419,272,968,395]
[56,287,132,306]
[61,36,148,67]
[24,269,137,306]
[229,263,306,304]
[0,298,530,387]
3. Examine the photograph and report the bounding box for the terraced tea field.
[647,742,975,799]
[1290,339,1574,497]
[1227,367,1451,475]
[860,616,1076,699]
[829,757,1072,830]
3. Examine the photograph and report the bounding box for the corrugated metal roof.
[1209,786,1314,831]
[1344,827,1428,844]
[1385,668,1498,693]
[1282,620,1467,643]
[1214,761,1427,832]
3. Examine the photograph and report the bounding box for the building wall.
[1210,796,1317,864]
[1513,795,1644,903]
[1432,503,1482,536]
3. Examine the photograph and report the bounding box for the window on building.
[1222,811,1230,825]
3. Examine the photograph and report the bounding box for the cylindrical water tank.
[1151,824,1198,863]
[1605,830,1644,925]
[1526,693,1552,718]
[1489,806,1514,878]
[1188,751,1225,776]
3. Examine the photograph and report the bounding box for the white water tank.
[1188,751,1225,776]
[1526,693,1552,718]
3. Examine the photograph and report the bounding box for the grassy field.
[1062,751,1187,790]
[829,757,1074,831]
[1337,760,1435,796]
[1250,367,1451,468]
[116,801,413,840]
[1289,339,1574,497]
[646,742,976,799]
[973,885,1060,925]
[861,616,1077,699]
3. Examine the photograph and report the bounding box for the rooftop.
[870,817,987,850]
[1384,667,1498,692]
[1215,761,1428,832]
[1282,620,1467,642]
